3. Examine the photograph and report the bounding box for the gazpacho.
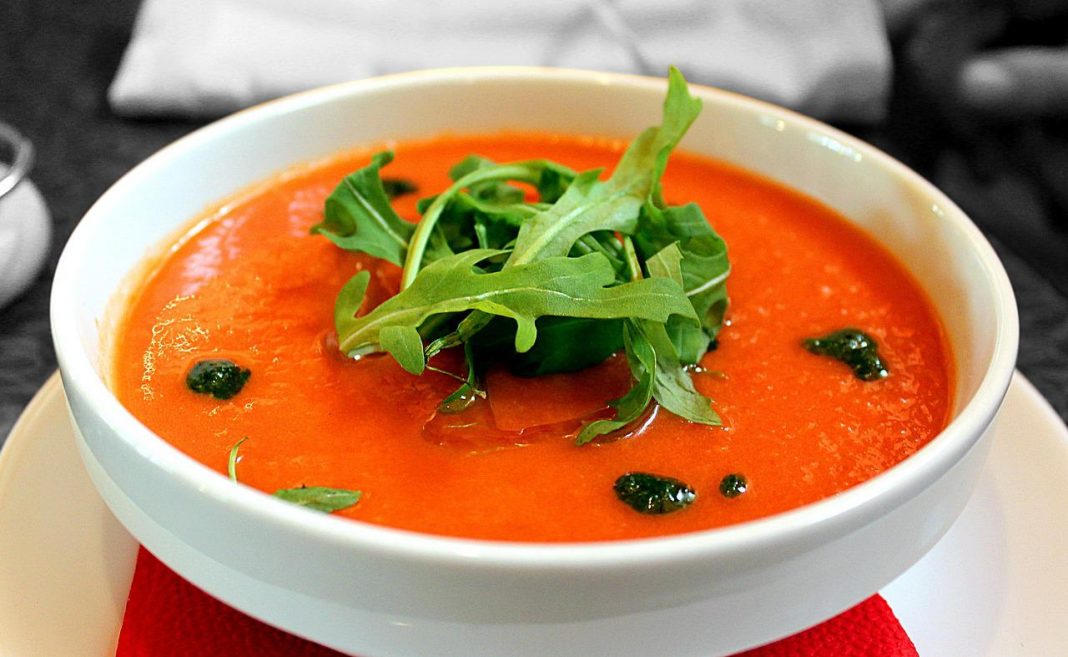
[112,71,952,541]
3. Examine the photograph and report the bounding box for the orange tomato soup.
[113,133,952,542]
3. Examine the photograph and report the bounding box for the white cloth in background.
[109,0,892,123]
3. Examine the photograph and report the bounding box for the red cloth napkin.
[116,548,918,657]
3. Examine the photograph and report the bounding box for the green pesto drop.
[186,359,251,400]
[719,473,748,498]
[614,472,696,515]
[381,177,418,199]
[802,328,889,381]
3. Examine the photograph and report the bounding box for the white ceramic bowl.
[51,69,1018,657]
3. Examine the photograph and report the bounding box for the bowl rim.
[51,66,1019,569]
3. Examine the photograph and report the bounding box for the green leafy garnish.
[311,151,416,267]
[614,471,696,514]
[186,359,250,400]
[318,67,730,442]
[227,438,361,514]
[272,486,362,513]
[803,328,889,381]
[337,249,696,365]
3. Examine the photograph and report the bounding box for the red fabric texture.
[116,548,918,657]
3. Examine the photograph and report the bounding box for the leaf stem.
[228,436,248,482]
[424,311,494,360]
[622,235,642,281]
[400,164,541,290]
[425,363,474,386]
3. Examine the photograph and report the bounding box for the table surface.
[2,0,1067,445]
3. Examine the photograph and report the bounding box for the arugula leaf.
[318,67,728,443]
[448,155,526,204]
[448,155,577,205]
[645,241,686,284]
[436,340,485,413]
[337,249,695,364]
[380,325,426,374]
[644,242,712,364]
[572,232,627,277]
[626,68,729,364]
[429,191,535,255]
[228,438,362,514]
[272,486,362,513]
[636,203,729,363]
[507,169,636,265]
[431,68,705,360]
[578,246,720,441]
[631,317,720,425]
[576,321,656,444]
[638,203,729,309]
[535,164,575,203]
[401,160,576,288]
[471,315,625,377]
[506,67,702,269]
[311,151,415,267]
[626,67,704,203]
[334,270,371,338]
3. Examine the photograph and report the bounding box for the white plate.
[0,372,1065,657]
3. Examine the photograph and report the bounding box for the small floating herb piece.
[719,473,748,498]
[381,177,418,198]
[228,436,248,482]
[614,471,696,514]
[186,359,251,399]
[802,328,889,381]
[227,438,362,513]
[272,486,362,513]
